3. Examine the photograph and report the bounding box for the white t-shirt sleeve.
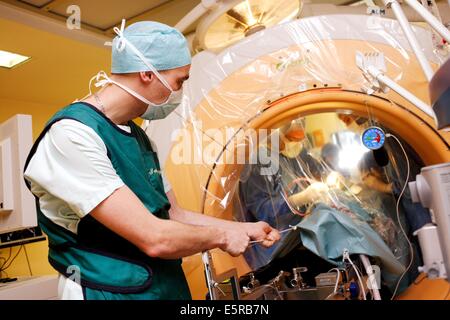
[24,119,125,219]
[161,172,172,194]
[148,136,172,193]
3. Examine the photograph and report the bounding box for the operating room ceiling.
[0,0,447,109]
[0,0,203,36]
[0,0,368,37]
[0,0,204,106]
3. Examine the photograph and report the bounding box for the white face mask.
[281,141,303,158]
[88,20,184,121]
[140,87,183,120]
[85,71,182,121]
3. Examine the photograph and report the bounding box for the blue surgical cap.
[111,21,191,74]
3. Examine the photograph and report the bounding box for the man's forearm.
[90,186,232,259]
[148,218,228,258]
[171,205,241,229]
[165,190,280,248]
[166,190,242,230]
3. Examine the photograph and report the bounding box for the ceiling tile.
[19,0,52,7]
[49,0,171,30]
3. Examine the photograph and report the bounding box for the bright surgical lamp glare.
[230,0,300,29]
[335,131,370,170]
[241,0,258,26]
[338,144,369,170]
[0,50,31,69]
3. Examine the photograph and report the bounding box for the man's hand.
[362,173,392,193]
[166,190,280,253]
[220,228,250,257]
[218,221,282,256]
[241,221,281,248]
[289,182,329,207]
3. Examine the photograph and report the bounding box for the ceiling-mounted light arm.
[403,0,450,44]
[175,0,221,33]
[383,0,434,81]
[369,68,437,124]
[355,51,438,126]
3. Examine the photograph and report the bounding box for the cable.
[352,260,371,299]
[0,248,12,272]
[444,285,450,300]
[328,268,342,294]
[352,262,367,300]
[343,249,366,300]
[0,256,6,279]
[249,225,298,245]
[413,273,427,285]
[324,268,343,300]
[360,254,381,300]
[0,269,8,279]
[386,134,415,300]
[0,256,7,268]
[23,245,33,276]
[0,245,24,272]
[268,284,284,300]
[280,189,308,217]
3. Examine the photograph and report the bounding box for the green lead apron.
[24,102,191,300]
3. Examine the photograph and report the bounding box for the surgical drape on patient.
[296,203,405,283]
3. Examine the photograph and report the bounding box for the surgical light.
[338,144,369,170]
[332,131,370,170]
[192,0,303,52]
[0,50,31,69]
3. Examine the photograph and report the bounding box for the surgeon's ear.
[139,71,154,84]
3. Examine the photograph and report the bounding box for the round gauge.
[361,127,386,150]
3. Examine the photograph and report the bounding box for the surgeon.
[337,113,432,232]
[23,20,280,300]
[238,121,328,271]
[338,113,427,292]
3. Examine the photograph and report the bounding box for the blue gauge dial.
[362,127,385,150]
